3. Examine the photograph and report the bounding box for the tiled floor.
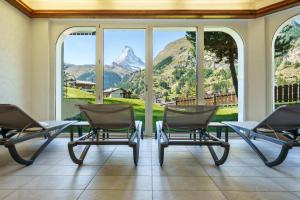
[1,137,300,199]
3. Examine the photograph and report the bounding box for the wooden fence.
[274,83,300,103]
[175,93,237,106]
[175,83,300,106]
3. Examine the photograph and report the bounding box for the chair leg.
[133,143,139,166]
[207,143,230,166]
[6,142,34,165]
[68,142,91,165]
[265,144,291,167]
[158,143,165,166]
[141,129,144,140]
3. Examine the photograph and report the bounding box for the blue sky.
[64,30,187,65]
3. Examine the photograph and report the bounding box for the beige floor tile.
[255,166,300,178]
[111,151,151,158]
[44,165,101,176]
[62,155,110,166]
[153,176,218,191]
[271,177,300,191]
[87,176,152,190]
[0,176,34,189]
[153,165,208,176]
[97,165,152,176]
[21,175,93,189]
[78,190,152,200]
[204,166,264,177]
[163,151,195,159]
[212,177,285,192]
[0,190,12,200]
[223,191,299,200]
[0,165,27,176]
[104,156,151,166]
[4,190,82,200]
[292,192,300,198]
[153,191,227,200]
[9,165,52,176]
[33,156,66,165]
[153,157,201,166]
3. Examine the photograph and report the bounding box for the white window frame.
[53,20,245,135]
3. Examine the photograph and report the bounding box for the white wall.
[0,1,32,113]
[245,17,267,121]
[31,19,50,120]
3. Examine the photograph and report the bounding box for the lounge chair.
[156,105,230,166]
[223,105,300,167]
[68,104,142,165]
[0,104,74,165]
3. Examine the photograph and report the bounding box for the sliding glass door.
[57,25,243,135]
[102,28,146,128]
[152,27,198,135]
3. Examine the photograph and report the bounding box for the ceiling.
[5,0,300,18]
[20,0,284,10]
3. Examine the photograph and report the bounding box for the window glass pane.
[62,28,96,120]
[204,31,238,121]
[274,17,300,108]
[103,29,146,127]
[152,27,197,131]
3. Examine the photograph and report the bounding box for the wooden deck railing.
[175,93,237,106]
[175,83,300,106]
[274,83,300,103]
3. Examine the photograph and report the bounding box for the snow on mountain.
[113,45,145,71]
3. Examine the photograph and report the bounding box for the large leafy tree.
[274,23,300,58]
[186,31,239,97]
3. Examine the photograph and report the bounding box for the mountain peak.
[114,45,145,71]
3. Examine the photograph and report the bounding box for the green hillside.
[118,37,236,101]
[274,22,300,86]
[64,87,238,129]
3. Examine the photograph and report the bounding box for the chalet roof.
[104,87,131,93]
[75,80,96,85]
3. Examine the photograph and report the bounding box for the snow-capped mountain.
[112,45,145,71]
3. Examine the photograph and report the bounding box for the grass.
[65,87,95,99]
[64,87,238,129]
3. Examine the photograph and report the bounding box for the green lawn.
[64,87,238,129]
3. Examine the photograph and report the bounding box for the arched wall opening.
[204,27,245,121]
[271,15,300,110]
[55,27,97,120]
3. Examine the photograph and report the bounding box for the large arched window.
[273,16,300,109]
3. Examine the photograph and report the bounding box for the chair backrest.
[0,104,44,131]
[78,104,135,130]
[254,105,300,131]
[162,105,217,131]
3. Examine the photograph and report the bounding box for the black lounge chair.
[0,104,74,165]
[156,105,230,166]
[223,105,300,167]
[68,104,142,165]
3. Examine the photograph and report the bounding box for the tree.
[186,31,239,97]
[274,23,299,58]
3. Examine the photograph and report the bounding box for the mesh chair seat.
[162,105,217,131]
[78,104,135,131]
